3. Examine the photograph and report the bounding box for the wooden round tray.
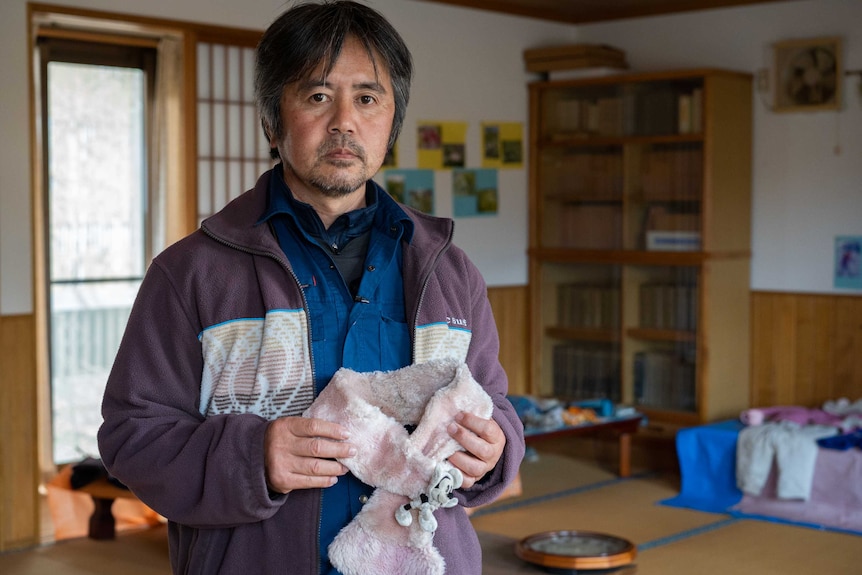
[515,530,636,571]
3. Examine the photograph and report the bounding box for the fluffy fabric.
[303,358,493,575]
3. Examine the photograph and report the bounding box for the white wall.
[2,0,861,315]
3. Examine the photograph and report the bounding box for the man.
[98,1,525,574]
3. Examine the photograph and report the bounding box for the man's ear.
[261,120,274,146]
[262,121,280,160]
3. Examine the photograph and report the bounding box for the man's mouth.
[321,136,365,163]
[327,148,359,161]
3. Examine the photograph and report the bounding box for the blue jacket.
[98,168,525,575]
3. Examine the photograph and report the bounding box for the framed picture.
[773,36,842,112]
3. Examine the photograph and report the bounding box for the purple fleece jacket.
[98,169,525,575]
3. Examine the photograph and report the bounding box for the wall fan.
[773,37,842,112]
[783,46,837,105]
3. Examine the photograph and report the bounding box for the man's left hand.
[446,412,506,489]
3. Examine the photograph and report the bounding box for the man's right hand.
[264,416,356,493]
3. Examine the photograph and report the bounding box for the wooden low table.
[54,465,141,540]
[523,414,643,477]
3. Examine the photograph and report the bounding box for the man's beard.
[305,136,369,198]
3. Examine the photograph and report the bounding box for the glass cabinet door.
[537,262,622,402]
[624,265,699,414]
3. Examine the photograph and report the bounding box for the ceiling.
[415,0,791,25]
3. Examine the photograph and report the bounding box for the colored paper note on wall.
[453,168,498,217]
[417,121,467,169]
[482,122,523,168]
[383,169,435,214]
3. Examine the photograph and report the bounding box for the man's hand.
[264,416,356,494]
[446,412,506,489]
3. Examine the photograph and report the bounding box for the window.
[38,38,156,463]
[195,41,273,221]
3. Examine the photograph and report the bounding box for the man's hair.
[255,0,414,159]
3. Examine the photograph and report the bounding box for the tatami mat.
[473,448,860,575]
[2,448,858,574]
[634,518,860,575]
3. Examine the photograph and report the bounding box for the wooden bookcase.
[528,69,752,425]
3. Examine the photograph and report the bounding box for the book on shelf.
[645,231,701,251]
[640,146,703,201]
[636,87,677,135]
[676,88,704,134]
[638,282,698,331]
[543,150,623,198]
[558,205,621,250]
[677,94,692,134]
[557,283,620,329]
[553,343,621,402]
[642,203,701,251]
[644,204,700,231]
[633,349,696,411]
[551,97,625,137]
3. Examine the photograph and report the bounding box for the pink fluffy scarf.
[303,358,494,575]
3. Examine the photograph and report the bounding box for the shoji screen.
[196,41,272,222]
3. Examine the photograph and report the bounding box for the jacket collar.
[200,167,449,259]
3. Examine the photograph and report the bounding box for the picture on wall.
[481,122,524,169]
[417,121,467,169]
[834,235,862,290]
[382,169,435,215]
[773,36,842,112]
[452,168,498,217]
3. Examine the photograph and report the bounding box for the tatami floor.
[0,448,858,574]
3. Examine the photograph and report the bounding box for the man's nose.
[329,98,356,134]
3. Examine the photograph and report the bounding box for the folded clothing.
[736,421,837,501]
[817,429,862,451]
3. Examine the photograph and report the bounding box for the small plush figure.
[395,464,464,533]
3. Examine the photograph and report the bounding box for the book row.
[547,86,704,140]
[552,344,621,402]
[633,349,696,411]
[639,282,698,331]
[541,151,623,199]
[557,283,620,329]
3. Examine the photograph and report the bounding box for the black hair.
[255,0,414,159]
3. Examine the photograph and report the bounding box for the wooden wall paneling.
[750,292,775,406]
[812,296,837,402]
[832,295,862,401]
[772,293,799,406]
[794,296,820,407]
[487,285,529,396]
[0,314,40,551]
[750,292,862,409]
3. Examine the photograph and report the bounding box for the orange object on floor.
[46,465,164,541]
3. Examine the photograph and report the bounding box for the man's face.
[271,35,395,202]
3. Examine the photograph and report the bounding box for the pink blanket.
[733,446,862,533]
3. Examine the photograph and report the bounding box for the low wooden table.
[54,465,141,540]
[523,414,644,477]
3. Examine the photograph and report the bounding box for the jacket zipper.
[201,226,321,575]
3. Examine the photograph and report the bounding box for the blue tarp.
[660,419,744,513]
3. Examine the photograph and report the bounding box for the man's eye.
[358,95,376,105]
[310,93,328,103]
